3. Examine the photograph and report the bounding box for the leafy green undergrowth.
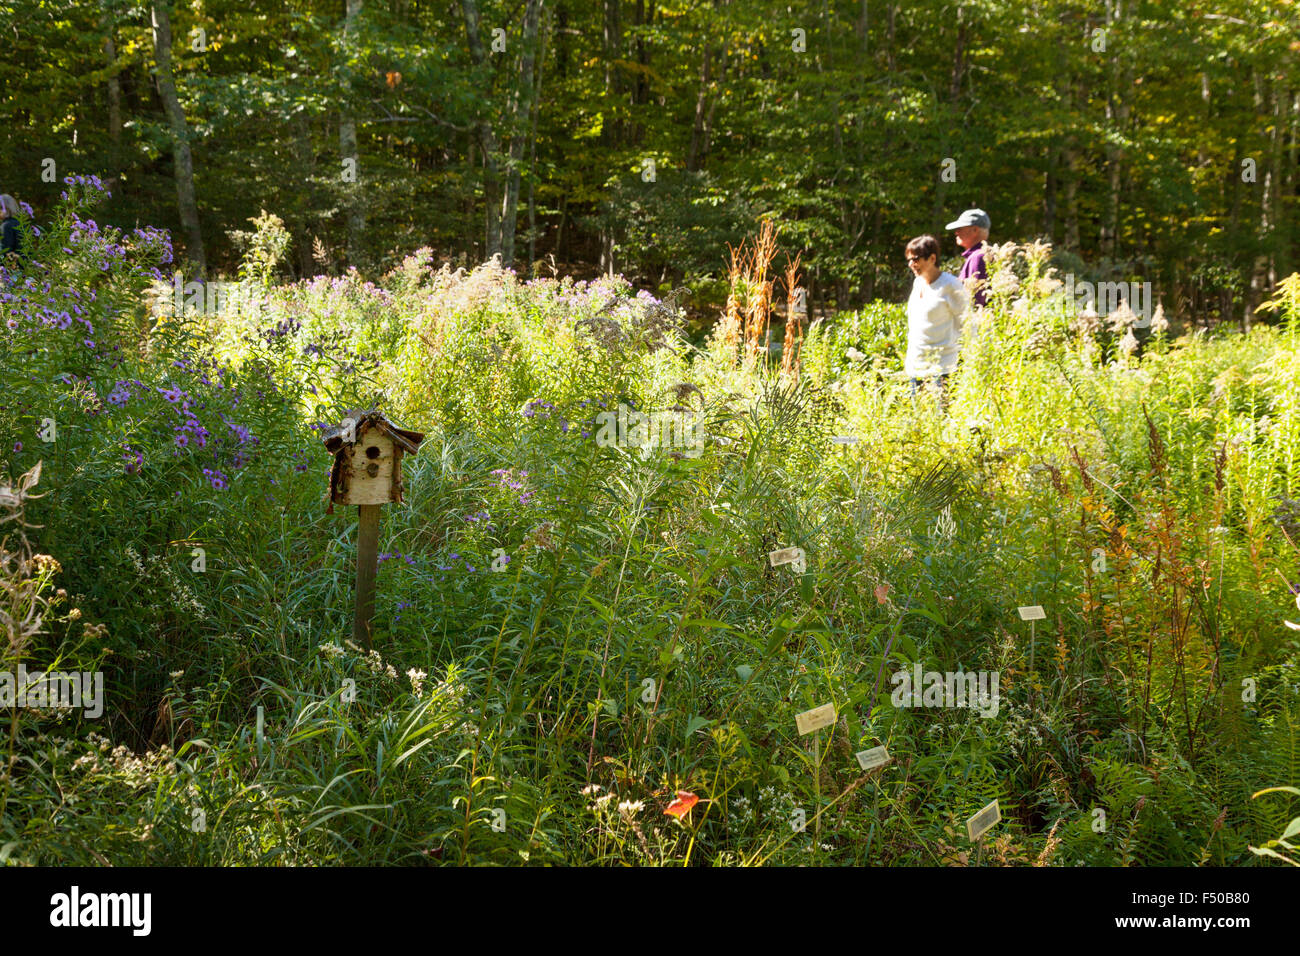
[2,196,1297,865]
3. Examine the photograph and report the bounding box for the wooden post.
[325,411,424,649]
[353,503,381,648]
[1028,619,1036,711]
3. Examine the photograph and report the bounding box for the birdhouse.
[322,411,424,511]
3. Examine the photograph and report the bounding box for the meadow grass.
[1,198,1297,866]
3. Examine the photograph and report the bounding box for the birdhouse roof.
[322,410,425,456]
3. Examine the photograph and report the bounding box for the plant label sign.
[795,703,836,735]
[1017,605,1046,621]
[855,745,891,771]
[967,798,1001,841]
[831,436,860,444]
[769,546,806,572]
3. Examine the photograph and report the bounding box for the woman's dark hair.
[905,234,940,262]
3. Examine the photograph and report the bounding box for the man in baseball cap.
[945,208,990,307]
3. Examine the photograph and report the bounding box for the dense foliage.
[2,0,1298,323]
[2,189,1297,865]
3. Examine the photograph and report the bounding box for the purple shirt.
[959,241,988,307]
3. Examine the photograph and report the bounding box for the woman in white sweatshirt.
[903,234,968,409]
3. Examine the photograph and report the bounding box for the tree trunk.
[930,11,967,235]
[1100,0,1128,261]
[1063,143,1080,251]
[295,112,317,277]
[949,7,967,103]
[1044,148,1057,240]
[634,0,650,110]
[150,1,205,277]
[460,0,502,260]
[555,0,569,78]
[821,0,843,155]
[687,45,713,172]
[500,0,542,269]
[1058,67,1081,251]
[556,192,568,263]
[602,0,621,148]
[1267,82,1283,290]
[601,224,615,276]
[1245,75,1281,330]
[101,8,121,148]
[527,7,550,273]
[885,4,897,74]
[340,0,365,268]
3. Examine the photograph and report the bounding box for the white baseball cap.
[945,209,991,230]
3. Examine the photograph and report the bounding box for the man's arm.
[947,280,969,333]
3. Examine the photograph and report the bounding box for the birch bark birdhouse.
[322,411,424,511]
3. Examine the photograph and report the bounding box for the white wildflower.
[1106,301,1137,333]
[1024,239,1052,266]
[1118,327,1140,356]
[991,270,1020,297]
[1034,275,1063,299]
[1150,303,1168,334]
[1070,307,1101,337]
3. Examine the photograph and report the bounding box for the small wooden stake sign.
[855,745,891,772]
[322,411,425,649]
[795,703,836,735]
[795,703,836,847]
[967,798,1001,841]
[1018,605,1046,707]
[769,546,807,574]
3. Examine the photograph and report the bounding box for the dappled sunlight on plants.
[2,197,1297,865]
